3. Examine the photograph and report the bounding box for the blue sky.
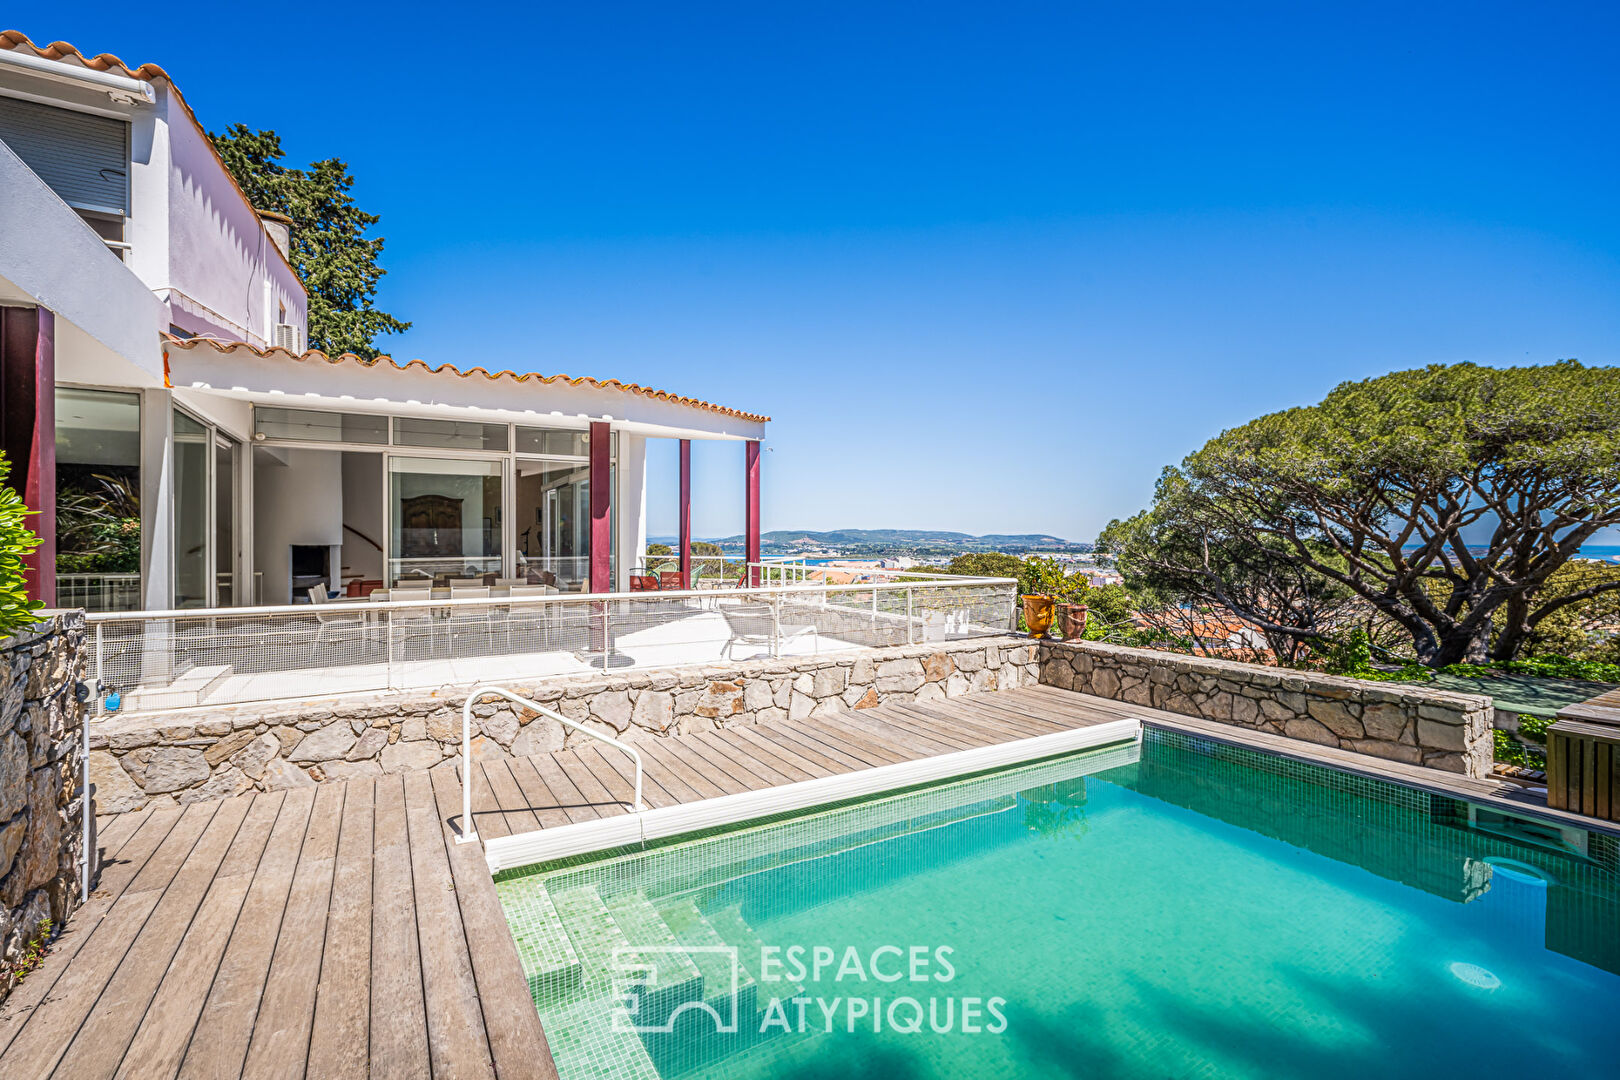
[20,2,1620,541]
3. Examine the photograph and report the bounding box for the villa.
[1,29,1618,1080]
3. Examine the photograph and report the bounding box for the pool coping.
[482,718,1141,872]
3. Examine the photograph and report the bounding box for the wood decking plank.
[616,742,708,803]
[0,807,183,1056]
[687,730,807,786]
[238,782,347,1078]
[784,715,917,762]
[115,792,285,1080]
[552,748,627,815]
[753,721,889,770]
[367,775,431,1080]
[470,760,512,840]
[772,716,908,766]
[524,752,604,822]
[51,794,254,1079]
[175,787,317,1080]
[306,778,377,1080]
[711,727,834,782]
[728,725,851,780]
[659,736,761,793]
[402,769,496,1080]
[862,708,984,750]
[0,802,221,1076]
[429,767,559,1080]
[927,693,1070,734]
[571,743,676,810]
[478,757,540,837]
[632,741,729,800]
[853,710,977,754]
[653,738,752,795]
[501,756,576,829]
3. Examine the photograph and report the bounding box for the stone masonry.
[89,637,1041,812]
[1,614,91,1006]
[1039,639,1496,777]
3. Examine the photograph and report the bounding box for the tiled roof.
[0,29,171,82]
[163,335,771,424]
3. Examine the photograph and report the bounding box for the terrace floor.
[2,685,1611,1079]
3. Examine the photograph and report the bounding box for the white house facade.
[0,31,767,616]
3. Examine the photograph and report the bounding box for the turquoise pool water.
[496,730,1620,1079]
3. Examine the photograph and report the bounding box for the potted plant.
[1057,602,1089,640]
[1022,594,1056,638]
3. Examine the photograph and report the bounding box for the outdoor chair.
[447,585,492,655]
[305,586,371,660]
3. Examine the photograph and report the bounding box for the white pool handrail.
[457,684,646,844]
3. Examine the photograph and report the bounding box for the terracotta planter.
[1022,594,1056,639]
[1058,603,1089,640]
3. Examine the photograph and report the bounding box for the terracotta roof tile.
[0,29,170,82]
[2,30,302,289]
[163,334,770,424]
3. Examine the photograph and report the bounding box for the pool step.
[704,904,804,1000]
[543,999,662,1080]
[500,879,583,1003]
[657,898,761,1018]
[604,892,706,1030]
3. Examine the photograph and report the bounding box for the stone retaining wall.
[2,614,90,1005]
[89,637,1040,813]
[1038,639,1495,777]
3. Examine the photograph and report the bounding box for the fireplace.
[291,544,331,601]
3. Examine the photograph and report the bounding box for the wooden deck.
[7,682,1608,1080]
[0,685,1130,1080]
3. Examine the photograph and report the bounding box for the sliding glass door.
[173,409,240,608]
[513,459,591,591]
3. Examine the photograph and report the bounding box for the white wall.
[253,446,342,604]
[162,94,306,346]
[0,140,165,385]
[340,453,384,582]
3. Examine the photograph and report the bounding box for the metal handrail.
[457,684,646,844]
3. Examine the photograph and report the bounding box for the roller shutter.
[0,96,129,215]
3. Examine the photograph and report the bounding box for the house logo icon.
[610,945,741,1034]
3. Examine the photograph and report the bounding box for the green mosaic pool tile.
[552,885,631,989]
[704,904,804,998]
[543,999,661,1080]
[497,877,583,1004]
[658,898,760,1013]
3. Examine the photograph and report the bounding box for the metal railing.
[78,572,1016,715]
[459,685,645,843]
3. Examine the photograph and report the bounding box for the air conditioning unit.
[273,323,302,352]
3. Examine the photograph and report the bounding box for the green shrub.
[0,453,42,639]
[1442,655,1620,683]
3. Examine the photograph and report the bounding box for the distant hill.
[651,528,1075,547]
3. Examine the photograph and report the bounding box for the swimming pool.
[495,728,1620,1079]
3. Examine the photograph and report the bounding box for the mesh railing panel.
[86,581,1016,714]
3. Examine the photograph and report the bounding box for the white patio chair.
[447,585,492,656]
[306,586,370,659]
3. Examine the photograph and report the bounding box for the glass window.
[388,457,502,585]
[54,388,141,612]
[513,459,591,591]
[173,410,210,608]
[514,427,590,458]
[254,406,388,444]
[393,417,509,451]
